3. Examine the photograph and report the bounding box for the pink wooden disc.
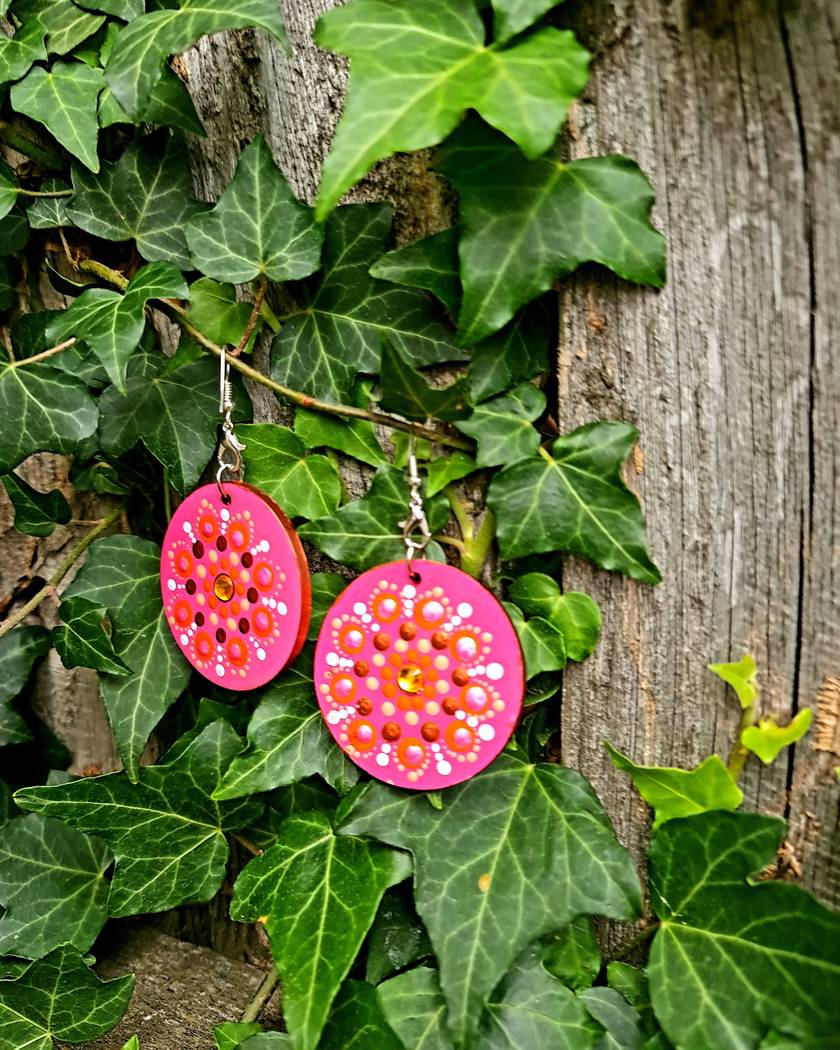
[314,560,524,790]
[160,483,310,690]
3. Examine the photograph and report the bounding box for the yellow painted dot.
[405,711,419,726]
[425,701,440,716]
[381,702,396,717]
[417,638,431,653]
[373,654,386,667]
[365,677,379,691]
[395,639,409,653]
[434,655,449,670]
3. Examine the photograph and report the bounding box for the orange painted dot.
[173,599,192,627]
[174,550,194,578]
[349,719,376,751]
[446,722,475,752]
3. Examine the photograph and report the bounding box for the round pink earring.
[160,348,310,690]
[314,439,524,790]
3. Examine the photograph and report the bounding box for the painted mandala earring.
[314,438,524,789]
[160,346,310,689]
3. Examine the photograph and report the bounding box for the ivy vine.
[0,1,836,1049]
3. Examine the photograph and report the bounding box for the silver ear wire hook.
[399,430,431,581]
[216,345,246,503]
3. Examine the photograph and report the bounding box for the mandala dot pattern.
[315,561,524,789]
[161,483,310,689]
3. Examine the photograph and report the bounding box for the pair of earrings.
[159,349,524,790]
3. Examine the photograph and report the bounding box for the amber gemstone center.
[214,573,235,601]
[397,663,423,694]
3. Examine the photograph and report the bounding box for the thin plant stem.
[16,187,74,198]
[231,278,267,356]
[0,508,122,642]
[163,468,173,524]
[727,698,759,780]
[9,337,76,367]
[241,964,279,1024]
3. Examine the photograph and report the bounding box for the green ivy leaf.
[187,277,256,349]
[213,1022,262,1050]
[186,136,323,284]
[53,595,130,676]
[0,359,98,473]
[241,1036,292,1049]
[238,423,342,521]
[62,535,191,779]
[370,228,461,317]
[16,720,261,917]
[295,407,386,469]
[377,967,451,1050]
[0,16,47,87]
[458,382,544,466]
[0,945,133,1048]
[76,0,144,19]
[606,743,743,828]
[27,178,71,229]
[488,421,661,583]
[425,451,478,498]
[543,917,601,991]
[0,813,110,959]
[214,670,358,800]
[104,0,287,117]
[321,980,403,1050]
[578,987,643,1050]
[0,626,50,747]
[271,204,463,404]
[99,67,204,136]
[379,341,471,422]
[99,348,248,494]
[365,885,431,985]
[231,811,410,1050]
[67,133,204,268]
[438,121,666,345]
[469,302,551,403]
[47,262,189,392]
[22,0,105,55]
[307,572,346,642]
[490,0,557,42]
[121,1036,140,1050]
[708,653,758,709]
[314,0,590,217]
[504,601,565,678]
[341,753,641,1046]
[648,811,840,1049]
[0,163,18,224]
[10,62,104,172]
[0,208,28,255]
[741,708,813,765]
[299,466,448,571]
[508,574,601,662]
[1,472,71,536]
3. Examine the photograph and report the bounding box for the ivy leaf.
[99,348,248,494]
[271,204,463,404]
[214,671,358,800]
[543,917,601,991]
[648,810,840,1049]
[47,262,189,392]
[490,0,558,42]
[99,67,204,136]
[67,133,204,268]
[187,277,256,349]
[425,450,478,498]
[27,178,70,229]
[295,407,386,469]
[321,980,403,1050]
[299,466,448,571]
[579,988,643,1050]
[0,17,47,87]
[0,945,133,1048]
[22,0,105,55]
[62,535,191,779]
[708,653,758,708]
[76,0,144,19]
[606,743,743,828]
[314,0,590,217]
[458,382,544,466]
[0,813,110,960]
[0,360,98,473]
[186,136,323,284]
[241,1036,291,1049]
[468,301,551,404]
[238,423,341,521]
[365,885,431,985]
[741,708,813,765]
[121,1037,140,1050]
[0,163,18,224]
[308,573,346,642]
[377,967,452,1050]
[104,0,287,117]
[438,121,666,345]
[504,601,565,678]
[10,62,104,172]
[0,626,50,747]
[1,472,71,537]
[488,421,661,583]
[231,811,410,1050]
[379,341,471,422]
[508,574,601,662]
[213,1022,263,1050]
[340,752,641,1046]
[52,595,130,676]
[16,720,261,916]
[370,228,461,317]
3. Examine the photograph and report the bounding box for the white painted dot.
[450,615,462,627]
[215,664,225,677]
[457,602,473,618]
[353,602,367,615]
[167,579,176,591]
[382,743,392,754]
[478,724,496,742]
[455,710,466,720]
[437,760,452,776]
[402,584,417,599]
[277,601,287,615]
[260,540,269,552]
[486,662,504,681]
[182,521,191,533]
[326,652,339,667]
[376,753,390,767]
[361,613,372,623]
[180,634,188,645]
[327,710,341,725]
[431,743,441,753]
[220,508,230,521]
[467,716,479,728]
[256,648,266,661]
